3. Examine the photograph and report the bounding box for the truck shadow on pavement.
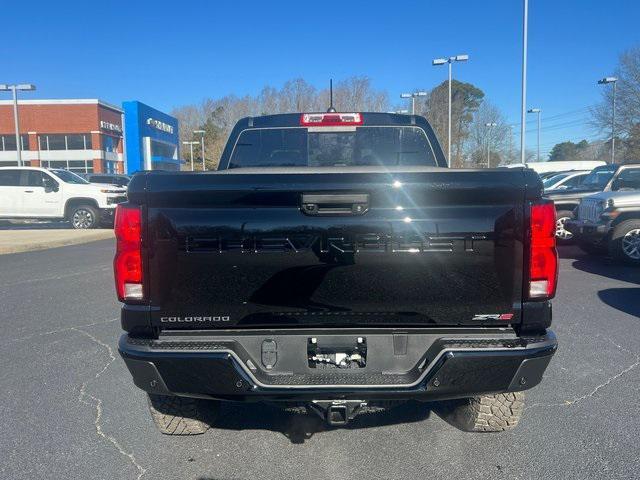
[597,288,640,318]
[563,247,640,318]
[210,401,431,444]
[570,256,639,286]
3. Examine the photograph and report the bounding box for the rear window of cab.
[228,126,437,169]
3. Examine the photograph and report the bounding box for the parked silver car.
[542,170,589,191]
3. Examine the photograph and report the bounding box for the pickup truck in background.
[566,189,640,263]
[0,166,127,228]
[545,162,640,242]
[116,112,558,435]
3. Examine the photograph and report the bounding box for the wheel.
[147,394,218,435]
[609,220,640,265]
[577,241,607,256]
[555,210,574,243]
[434,392,524,432]
[68,204,99,229]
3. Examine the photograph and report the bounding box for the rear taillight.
[300,112,363,126]
[114,204,143,302]
[528,201,558,300]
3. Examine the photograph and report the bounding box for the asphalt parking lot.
[1,239,639,480]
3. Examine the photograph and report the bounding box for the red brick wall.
[0,101,124,172]
[0,103,100,134]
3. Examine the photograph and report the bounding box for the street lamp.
[527,108,541,162]
[194,130,206,171]
[485,122,497,168]
[182,141,199,171]
[598,77,618,164]
[399,91,427,115]
[0,83,36,167]
[432,54,469,166]
[520,0,529,164]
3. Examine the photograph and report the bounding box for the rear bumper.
[119,329,557,402]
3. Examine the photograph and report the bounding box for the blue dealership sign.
[122,101,180,173]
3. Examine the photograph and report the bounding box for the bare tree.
[466,102,512,168]
[172,76,393,169]
[591,46,640,160]
[422,80,484,167]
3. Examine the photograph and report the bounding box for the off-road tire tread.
[147,394,212,435]
[438,392,525,432]
[609,220,640,264]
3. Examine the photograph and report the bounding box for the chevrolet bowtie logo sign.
[146,117,174,134]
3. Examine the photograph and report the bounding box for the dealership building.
[0,98,179,174]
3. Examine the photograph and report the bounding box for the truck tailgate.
[139,168,538,330]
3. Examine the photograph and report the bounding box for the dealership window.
[0,135,29,151]
[151,140,176,159]
[39,134,91,150]
[104,161,117,173]
[40,159,94,173]
[103,135,122,153]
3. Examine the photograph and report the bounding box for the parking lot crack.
[1,317,118,346]
[73,327,147,480]
[527,339,640,410]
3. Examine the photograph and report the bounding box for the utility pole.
[598,77,618,163]
[527,108,541,162]
[432,54,469,167]
[485,122,497,168]
[0,83,36,167]
[194,130,206,170]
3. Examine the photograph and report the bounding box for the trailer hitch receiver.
[309,400,367,426]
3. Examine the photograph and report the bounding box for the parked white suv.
[0,167,127,229]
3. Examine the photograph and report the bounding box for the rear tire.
[435,392,525,432]
[68,204,99,229]
[609,220,640,265]
[555,210,574,244]
[147,394,218,435]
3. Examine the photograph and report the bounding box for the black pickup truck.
[116,112,558,435]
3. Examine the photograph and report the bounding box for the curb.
[0,230,115,255]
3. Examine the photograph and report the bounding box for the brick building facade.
[0,99,124,174]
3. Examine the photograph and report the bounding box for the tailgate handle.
[301,193,369,216]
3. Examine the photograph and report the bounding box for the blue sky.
[2,0,638,158]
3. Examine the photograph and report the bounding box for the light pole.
[598,77,618,164]
[432,54,469,167]
[520,0,529,164]
[485,122,497,168]
[0,83,36,167]
[194,130,206,171]
[527,108,541,162]
[182,141,199,171]
[400,91,427,115]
